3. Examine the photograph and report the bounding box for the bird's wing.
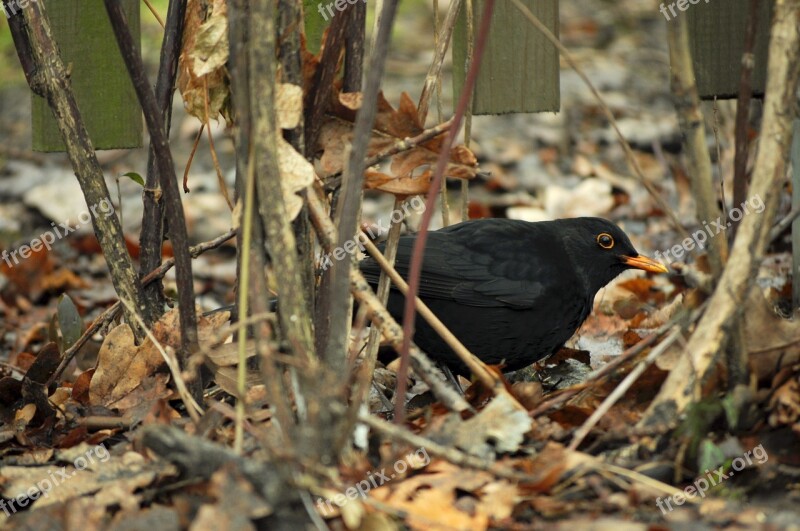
[360,220,565,309]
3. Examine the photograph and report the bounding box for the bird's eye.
[596,233,614,249]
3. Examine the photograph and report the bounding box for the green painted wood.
[32,0,141,151]
[685,0,772,99]
[452,0,559,115]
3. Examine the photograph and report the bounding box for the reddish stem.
[394,0,495,424]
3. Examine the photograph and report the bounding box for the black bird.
[360,217,667,375]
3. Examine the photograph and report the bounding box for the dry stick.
[15,1,146,341]
[305,186,471,413]
[432,0,452,227]
[731,0,761,239]
[360,235,499,390]
[105,0,202,401]
[568,326,684,451]
[352,258,472,415]
[353,406,524,481]
[322,118,454,190]
[47,229,237,388]
[360,198,405,406]
[183,123,205,192]
[248,1,315,364]
[204,78,234,210]
[141,0,165,28]
[321,0,399,370]
[666,15,727,278]
[140,0,187,326]
[356,405,689,502]
[396,0,495,425]
[771,207,800,242]
[508,0,687,240]
[529,318,676,418]
[461,0,474,222]
[417,0,463,123]
[233,146,257,454]
[639,0,800,427]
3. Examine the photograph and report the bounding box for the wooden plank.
[32,0,141,151]
[685,0,772,99]
[452,0,559,115]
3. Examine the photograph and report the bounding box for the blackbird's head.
[559,217,668,293]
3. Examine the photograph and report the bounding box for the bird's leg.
[440,364,464,395]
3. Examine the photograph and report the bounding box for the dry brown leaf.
[90,307,227,406]
[191,0,228,77]
[370,460,518,530]
[746,288,800,381]
[317,91,478,195]
[768,376,800,428]
[178,0,231,123]
[276,83,303,129]
[425,393,532,459]
[278,138,316,220]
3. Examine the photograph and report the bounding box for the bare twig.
[508,0,687,240]
[47,229,237,387]
[305,186,472,413]
[140,0,187,325]
[105,0,201,400]
[17,0,145,340]
[319,0,399,373]
[732,0,761,238]
[321,118,454,191]
[568,326,684,450]
[640,0,800,427]
[529,318,679,418]
[666,14,727,278]
[396,0,495,425]
[360,235,499,390]
[417,0,463,123]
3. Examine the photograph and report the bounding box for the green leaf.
[57,294,83,352]
[698,439,726,473]
[122,172,145,187]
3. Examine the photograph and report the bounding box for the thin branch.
[321,118,454,191]
[417,0,463,123]
[568,326,684,450]
[508,0,687,240]
[140,0,187,326]
[19,0,145,340]
[396,0,495,425]
[319,0,399,372]
[640,0,800,427]
[305,186,471,414]
[105,0,201,400]
[360,234,499,390]
[731,0,761,239]
[666,14,727,278]
[47,229,237,387]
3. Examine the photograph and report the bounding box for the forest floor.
[1,0,799,529]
